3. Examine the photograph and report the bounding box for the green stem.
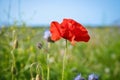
[62,40,67,80]
[30,62,45,80]
[36,63,45,80]
[11,30,17,80]
[11,50,16,80]
[47,53,50,80]
[11,50,15,66]
[47,43,50,80]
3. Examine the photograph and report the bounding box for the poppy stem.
[62,40,67,80]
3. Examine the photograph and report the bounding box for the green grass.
[0,25,120,80]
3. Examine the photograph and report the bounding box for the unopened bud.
[31,78,35,80]
[35,74,42,80]
[13,39,18,49]
[37,43,42,49]
[11,66,17,75]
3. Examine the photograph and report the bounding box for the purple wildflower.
[88,73,99,80]
[74,74,85,80]
[43,30,54,43]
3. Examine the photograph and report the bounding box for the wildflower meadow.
[0,23,120,80]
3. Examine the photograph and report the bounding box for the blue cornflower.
[43,30,51,39]
[88,73,99,80]
[43,30,54,43]
[74,74,85,80]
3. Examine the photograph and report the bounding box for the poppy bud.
[13,39,18,49]
[35,74,42,80]
[37,43,43,49]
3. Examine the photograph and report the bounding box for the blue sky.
[0,0,120,26]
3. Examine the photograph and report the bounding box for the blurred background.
[0,0,120,80]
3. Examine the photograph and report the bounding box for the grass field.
[0,25,120,80]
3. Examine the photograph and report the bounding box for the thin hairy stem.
[62,40,67,80]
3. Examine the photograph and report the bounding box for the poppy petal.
[50,18,90,45]
[50,21,61,41]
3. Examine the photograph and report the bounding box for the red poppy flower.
[50,18,90,45]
